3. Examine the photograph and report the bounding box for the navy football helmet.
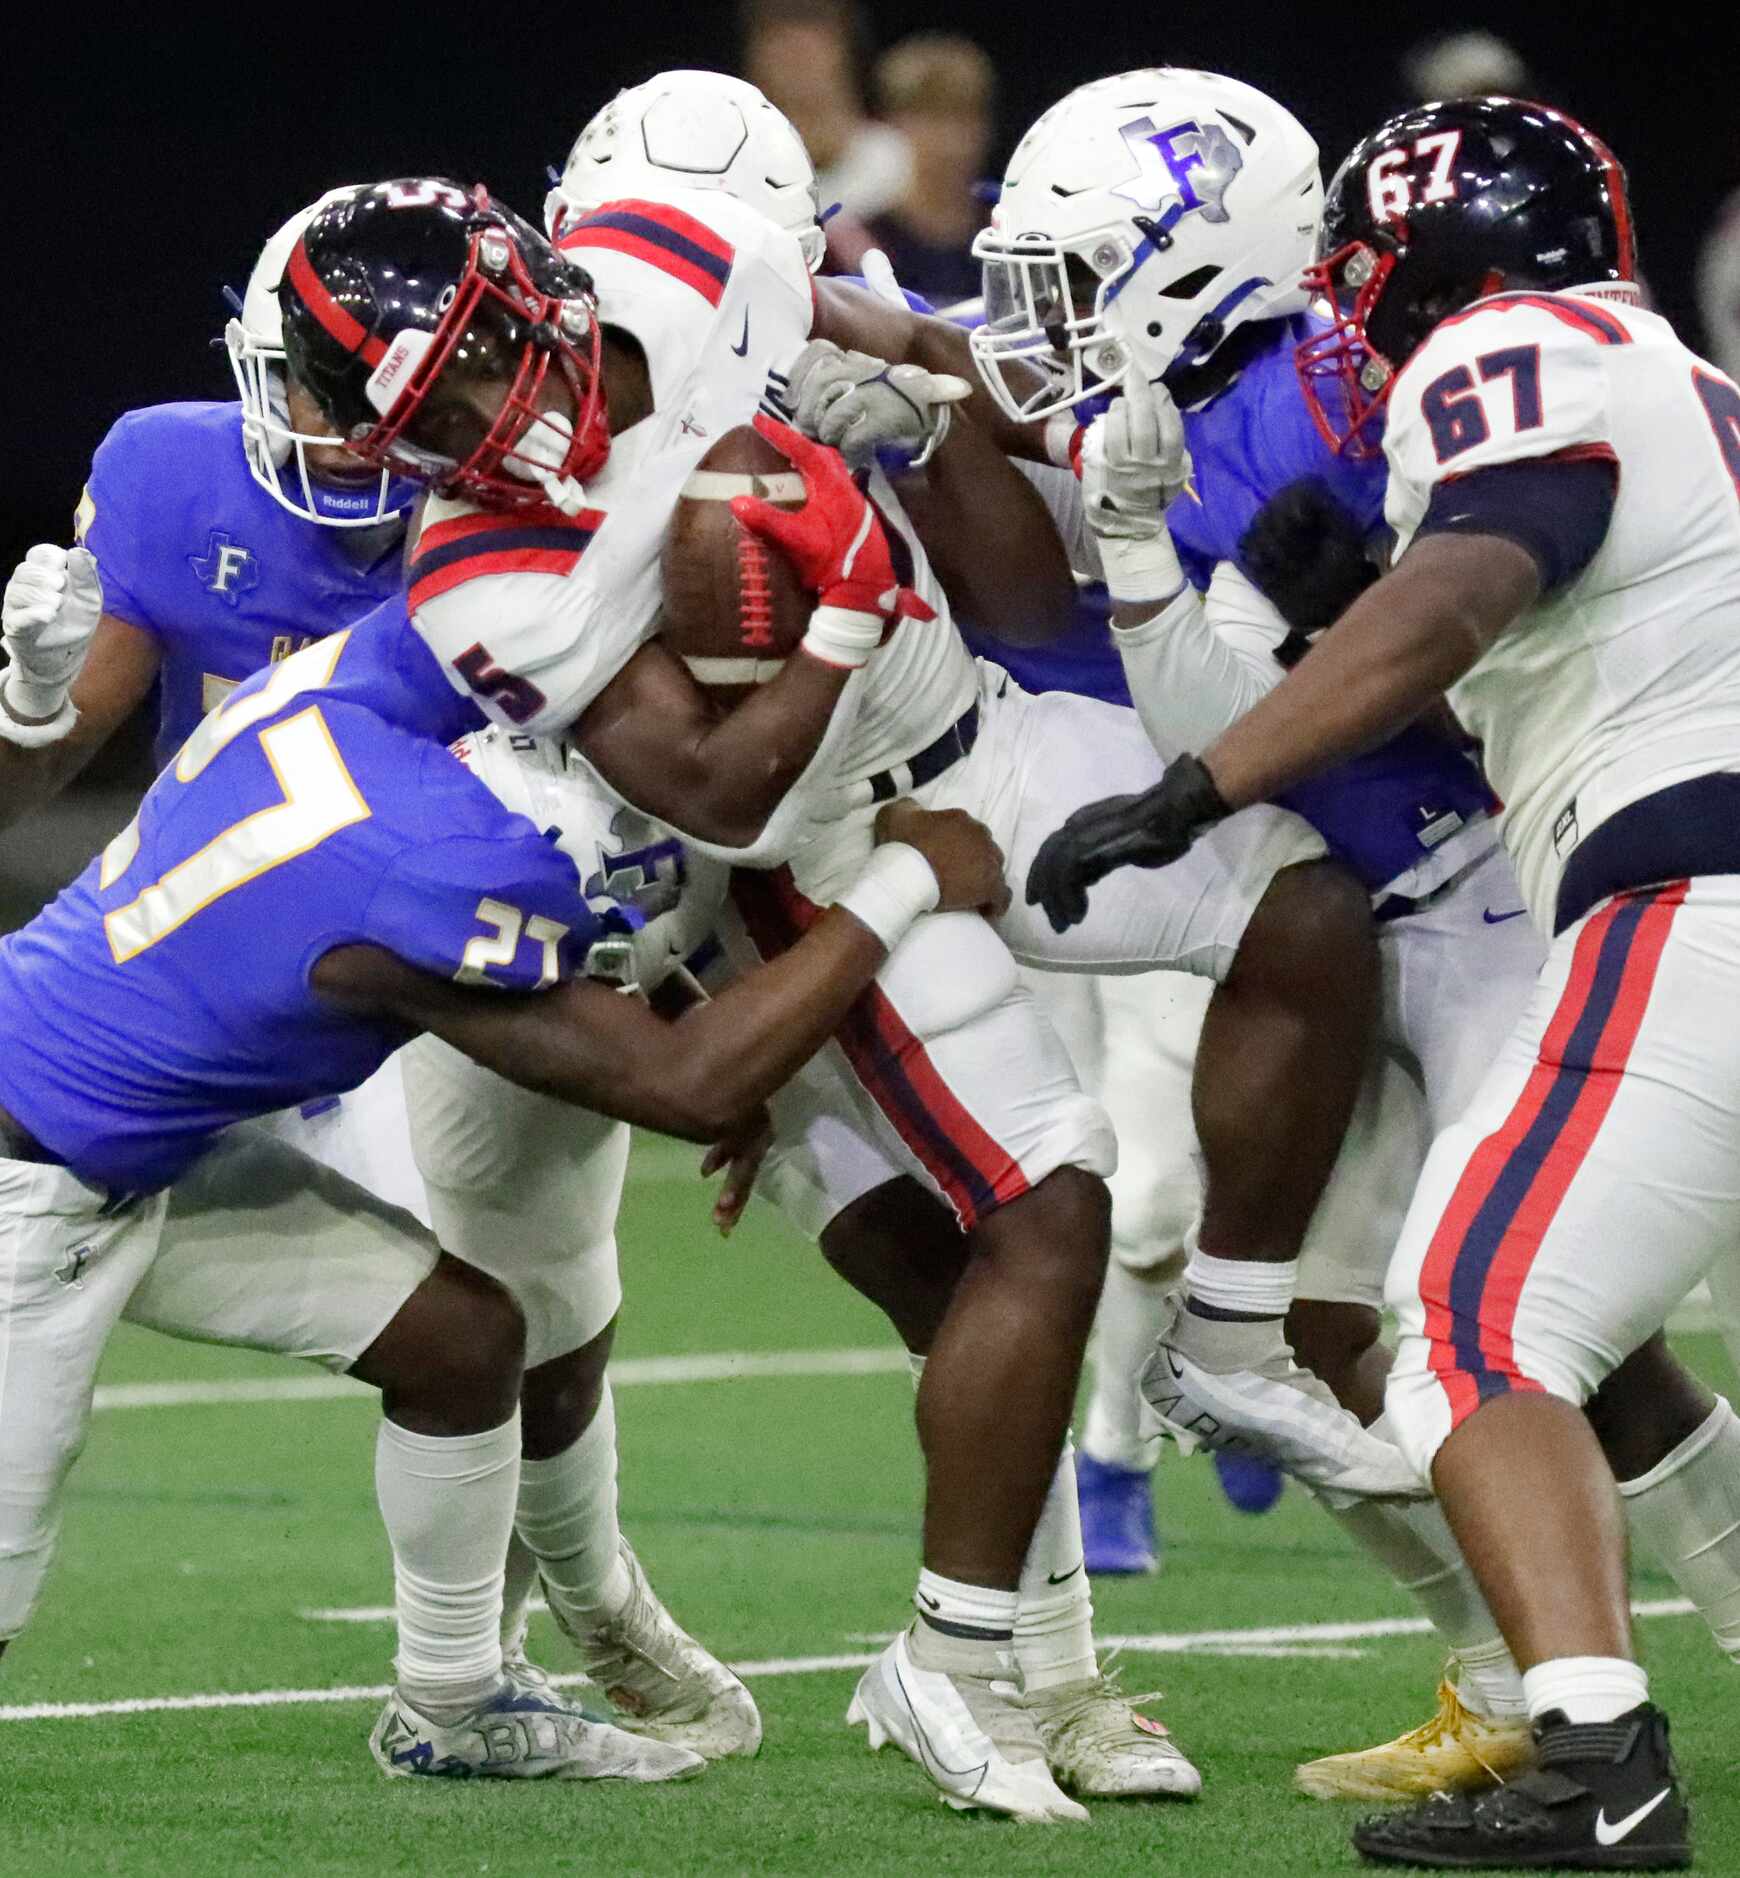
[280,180,610,510]
[1297,98,1636,455]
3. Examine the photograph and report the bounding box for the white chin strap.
[506,410,589,516]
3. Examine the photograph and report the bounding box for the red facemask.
[361,222,611,512]
[1294,239,1403,461]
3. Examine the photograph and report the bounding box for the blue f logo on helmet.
[971,68,1321,424]
[1120,116,1244,228]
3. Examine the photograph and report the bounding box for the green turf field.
[7,1132,1738,1877]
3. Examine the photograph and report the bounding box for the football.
[659,423,812,705]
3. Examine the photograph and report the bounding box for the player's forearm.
[648,908,885,1133]
[811,282,1049,463]
[649,655,863,857]
[897,414,1075,645]
[1112,582,1279,760]
[0,732,104,833]
[421,912,886,1139]
[1199,537,1532,810]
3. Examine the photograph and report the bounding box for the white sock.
[516,1381,631,1632]
[1014,1440,1098,1692]
[916,1568,1018,1642]
[500,1528,541,1654]
[1620,1397,1740,1661]
[376,1412,519,1721]
[1522,1656,1648,1725]
[907,1352,1093,1681]
[1081,1261,1172,1472]
[1322,1489,1526,1720]
[1186,1241,1298,1319]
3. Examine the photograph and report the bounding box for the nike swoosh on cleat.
[1046,1564,1083,1585]
[1595,1788,1672,1845]
[1482,907,1528,924]
[731,312,751,357]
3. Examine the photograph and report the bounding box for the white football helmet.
[971,69,1322,422]
[224,188,410,528]
[451,726,725,993]
[546,70,825,272]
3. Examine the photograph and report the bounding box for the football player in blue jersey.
[0,606,1008,1780]
[978,68,1740,1801]
[0,191,426,1215]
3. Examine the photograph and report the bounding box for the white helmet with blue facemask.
[971,68,1323,422]
[224,189,415,528]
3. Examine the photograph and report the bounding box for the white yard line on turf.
[91,1346,910,1412]
[0,1600,1698,1724]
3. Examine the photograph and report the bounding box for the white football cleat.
[368,1669,704,1782]
[1140,1298,1425,1500]
[1027,1671,1203,1799]
[847,1625,1090,1824]
[558,1539,762,1760]
[1294,1675,1534,1800]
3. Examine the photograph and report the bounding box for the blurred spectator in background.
[739,0,908,269]
[1697,183,1740,380]
[862,33,996,309]
[1401,28,1534,101]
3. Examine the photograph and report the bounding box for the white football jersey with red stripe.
[405,186,976,792]
[1383,287,1740,928]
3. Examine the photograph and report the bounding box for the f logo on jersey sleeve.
[189,530,260,607]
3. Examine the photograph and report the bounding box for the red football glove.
[731,416,934,668]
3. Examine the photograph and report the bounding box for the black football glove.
[1238,478,1379,662]
[1025,754,1230,934]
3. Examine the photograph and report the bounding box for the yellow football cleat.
[1293,1677,1534,1801]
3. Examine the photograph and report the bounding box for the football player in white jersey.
[1030,96,1740,1869]
[281,171,1395,1822]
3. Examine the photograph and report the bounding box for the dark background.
[0,2,1727,912]
[2,3,1724,566]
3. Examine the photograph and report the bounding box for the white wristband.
[0,681,76,748]
[801,603,885,670]
[1096,527,1186,608]
[835,840,941,950]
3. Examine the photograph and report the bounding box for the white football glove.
[1,544,103,745]
[784,338,972,472]
[1078,375,1192,606]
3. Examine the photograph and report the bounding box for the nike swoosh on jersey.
[1594,1788,1672,1845]
[1046,1563,1083,1585]
[731,312,751,357]
[1482,907,1528,923]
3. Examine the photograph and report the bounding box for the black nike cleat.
[1352,1703,1690,1869]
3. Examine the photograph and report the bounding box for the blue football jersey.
[77,400,408,763]
[960,316,1494,892]
[0,627,604,1192]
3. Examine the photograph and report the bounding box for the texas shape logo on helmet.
[1115,116,1244,230]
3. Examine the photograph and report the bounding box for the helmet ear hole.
[1159,264,1222,301]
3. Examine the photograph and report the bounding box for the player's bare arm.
[1196,532,1540,811]
[0,546,158,830]
[576,418,924,852]
[312,801,1007,1139]
[812,280,1051,463]
[888,410,1076,647]
[0,612,161,833]
[572,634,852,851]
